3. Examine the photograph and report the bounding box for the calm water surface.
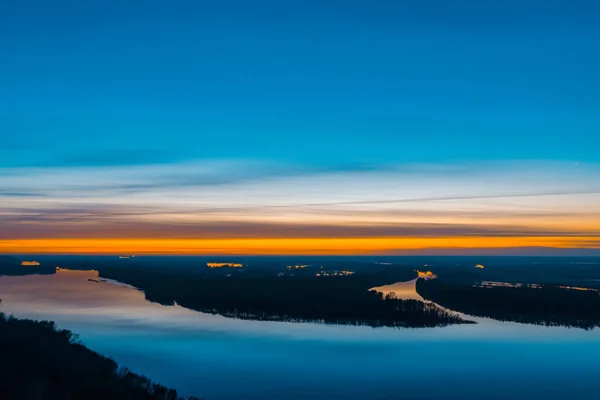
[1,269,600,399]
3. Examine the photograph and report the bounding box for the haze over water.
[2,268,600,400]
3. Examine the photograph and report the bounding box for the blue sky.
[2,0,599,169]
[1,1,599,253]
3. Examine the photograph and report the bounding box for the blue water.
[1,269,599,399]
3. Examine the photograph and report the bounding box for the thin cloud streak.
[244,190,600,209]
[1,216,599,240]
[1,160,599,253]
[0,192,46,197]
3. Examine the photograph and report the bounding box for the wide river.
[1,268,600,399]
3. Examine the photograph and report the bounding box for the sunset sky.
[1,1,599,255]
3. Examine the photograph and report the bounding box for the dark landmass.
[95,265,469,328]
[19,255,600,285]
[6,255,470,327]
[4,255,600,329]
[0,311,201,400]
[417,269,600,330]
[0,256,19,266]
[0,255,55,276]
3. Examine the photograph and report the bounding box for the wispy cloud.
[2,214,599,240]
[0,191,46,197]
[259,190,600,208]
[1,160,599,253]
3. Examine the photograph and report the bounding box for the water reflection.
[2,270,600,400]
[0,270,464,339]
[370,278,476,322]
[369,279,424,301]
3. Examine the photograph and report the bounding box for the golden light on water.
[207,262,243,268]
[20,260,41,266]
[416,270,437,280]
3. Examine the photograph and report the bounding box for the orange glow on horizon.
[0,236,598,255]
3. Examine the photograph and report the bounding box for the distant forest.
[0,309,201,400]
[8,254,600,329]
[1,255,470,328]
[0,255,55,276]
[95,265,471,328]
[417,276,600,330]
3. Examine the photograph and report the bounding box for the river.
[1,268,599,399]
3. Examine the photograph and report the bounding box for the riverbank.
[0,311,201,400]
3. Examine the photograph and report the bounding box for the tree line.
[417,276,600,330]
[96,266,470,328]
[0,309,202,400]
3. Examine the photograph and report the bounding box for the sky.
[1,0,599,255]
